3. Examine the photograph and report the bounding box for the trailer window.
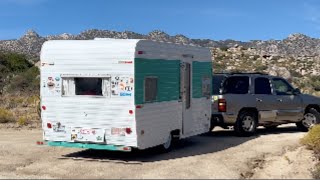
[144,77,158,102]
[202,76,211,97]
[62,77,111,97]
[75,78,102,96]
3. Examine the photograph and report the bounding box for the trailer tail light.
[42,106,46,110]
[129,110,133,115]
[125,128,132,134]
[111,127,132,135]
[36,141,44,145]
[218,99,227,112]
[122,147,131,151]
[47,123,52,129]
[138,51,144,55]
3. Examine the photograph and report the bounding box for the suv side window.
[223,76,249,94]
[272,78,293,95]
[255,77,271,95]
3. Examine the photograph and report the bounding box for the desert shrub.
[303,126,320,179]
[8,66,40,93]
[219,46,229,51]
[310,76,320,90]
[290,70,303,78]
[0,108,14,123]
[312,164,320,179]
[0,52,31,73]
[253,55,260,60]
[214,63,227,73]
[255,65,268,72]
[301,125,320,153]
[17,116,29,126]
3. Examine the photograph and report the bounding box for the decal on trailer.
[111,75,134,97]
[42,74,62,96]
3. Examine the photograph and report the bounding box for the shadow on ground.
[62,125,301,163]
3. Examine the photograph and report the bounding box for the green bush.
[8,66,40,93]
[0,108,14,123]
[0,52,31,72]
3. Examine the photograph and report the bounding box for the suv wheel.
[235,111,258,137]
[296,108,320,131]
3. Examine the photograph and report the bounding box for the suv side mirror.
[293,88,301,95]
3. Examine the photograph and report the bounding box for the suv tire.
[234,111,258,137]
[296,108,320,131]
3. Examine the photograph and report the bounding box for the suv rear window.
[223,76,249,94]
[212,75,226,95]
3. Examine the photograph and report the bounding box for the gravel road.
[0,124,316,179]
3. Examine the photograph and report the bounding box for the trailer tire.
[159,134,173,153]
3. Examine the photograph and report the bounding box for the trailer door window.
[145,77,158,102]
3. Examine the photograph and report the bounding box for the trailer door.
[180,62,193,135]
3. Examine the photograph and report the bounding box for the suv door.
[271,78,304,122]
[254,77,277,124]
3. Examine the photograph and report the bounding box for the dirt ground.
[0,124,317,179]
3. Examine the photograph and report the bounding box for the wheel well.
[238,107,259,121]
[171,129,180,140]
[305,105,320,113]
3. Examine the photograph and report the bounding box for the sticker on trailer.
[41,74,62,96]
[111,75,134,97]
[70,128,105,143]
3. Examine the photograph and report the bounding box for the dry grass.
[0,108,14,123]
[301,125,320,179]
[301,125,320,152]
[0,95,40,126]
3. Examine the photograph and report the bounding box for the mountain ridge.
[1,29,319,59]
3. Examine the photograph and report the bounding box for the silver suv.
[211,73,320,136]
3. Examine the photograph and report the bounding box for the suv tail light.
[218,99,227,112]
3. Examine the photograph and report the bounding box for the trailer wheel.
[159,134,173,153]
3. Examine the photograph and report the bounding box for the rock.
[267,66,292,80]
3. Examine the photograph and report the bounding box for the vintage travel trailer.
[40,38,212,152]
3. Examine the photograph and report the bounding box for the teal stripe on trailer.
[135,58,181,105]
[47,141,131,151]
[192,61,212,98]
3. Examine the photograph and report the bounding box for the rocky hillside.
[0,29,319,94]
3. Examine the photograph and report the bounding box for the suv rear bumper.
[212,113,237,126]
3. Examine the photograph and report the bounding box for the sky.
[0,0,320,41]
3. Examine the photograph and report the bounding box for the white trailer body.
[40,39,212,151]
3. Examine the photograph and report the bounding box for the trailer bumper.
[47,141,132,152]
